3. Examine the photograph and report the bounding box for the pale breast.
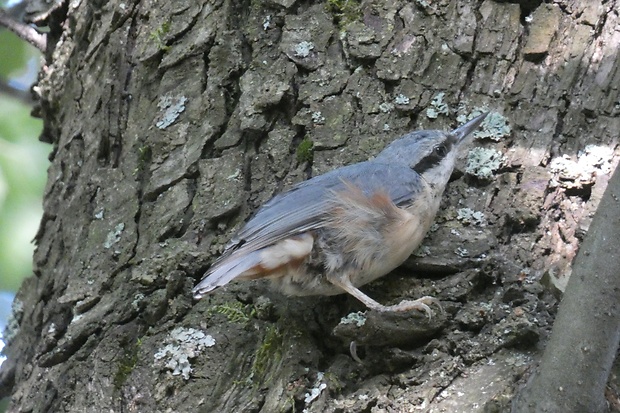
[321,180,436,287]
[348,199,433,287]
[269,180,439,296]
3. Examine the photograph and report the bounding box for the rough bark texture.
[512,163,620,413]
[1,0,619,412]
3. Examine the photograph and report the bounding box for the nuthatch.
[194,113,488,315]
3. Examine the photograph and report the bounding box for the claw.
[377,296,442,320]
[329,274,442,318]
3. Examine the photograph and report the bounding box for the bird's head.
[374,113,488,188]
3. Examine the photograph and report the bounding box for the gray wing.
[222,161,426,258]
[193,161,427,296]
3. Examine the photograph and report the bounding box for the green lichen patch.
[154,327,215,380]
[476,112,511,141]
[456,208,487,226]
[155,95,188,129]
[134,145,152,175]
[325,0,362,28]
[296,137,314,163]
[426,92,450,119]
[149,21,171,52]
[153,327,215,380]
[114,338,142,389]
[413,244,431,258]
[249,324,283,385]
[294,41,315,58]
[466,147,505,180]
[339,311,367,327]
[103,223,125,249]
[208,301,256,324]
[457,110,511,141]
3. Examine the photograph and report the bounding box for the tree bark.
[1,0,619,412]
[512,163,620,413]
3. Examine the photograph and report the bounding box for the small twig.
[0,9,46,52]
[349,341,363,364]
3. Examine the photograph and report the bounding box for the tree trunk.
[512,164,620,413]
[1,0,619,412]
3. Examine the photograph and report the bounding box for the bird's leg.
[327,273,441,319]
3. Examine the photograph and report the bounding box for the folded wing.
[193,161,425,297]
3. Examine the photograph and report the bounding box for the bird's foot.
[377,296,442,320]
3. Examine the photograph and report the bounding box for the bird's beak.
[452,112,489,142]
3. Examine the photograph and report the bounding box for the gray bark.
[1,0,619,412]
[512,164,620,412]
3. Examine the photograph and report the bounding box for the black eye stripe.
[412,140,453,174]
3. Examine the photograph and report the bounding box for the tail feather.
[192,251,263,299]
[193,233,315,299]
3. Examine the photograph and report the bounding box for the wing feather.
[229,162,424,254]
[194,161,426,294]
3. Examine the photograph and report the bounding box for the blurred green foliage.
[0,29,48,292]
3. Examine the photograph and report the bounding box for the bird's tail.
[192,251,263,299]
[192,233,315,299]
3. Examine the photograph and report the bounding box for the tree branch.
[0,9,46,52]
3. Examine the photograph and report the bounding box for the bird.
[193,113,488,315]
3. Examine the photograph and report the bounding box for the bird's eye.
[434,145,447,157]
